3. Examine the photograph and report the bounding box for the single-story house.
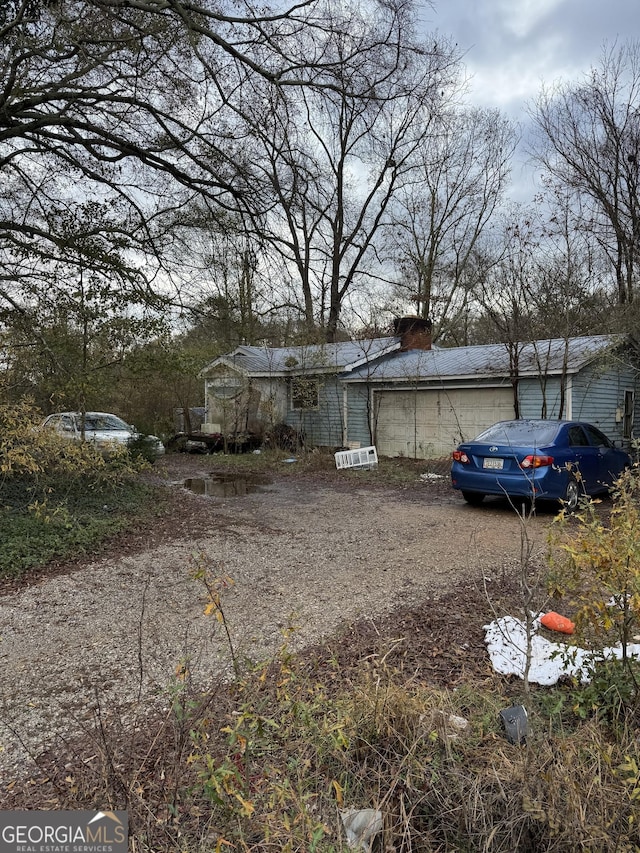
[199,318,640,459]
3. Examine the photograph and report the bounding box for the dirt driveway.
[0,454,555,782]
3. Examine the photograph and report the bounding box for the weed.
[191,555,239,677]
[548,467,640,721]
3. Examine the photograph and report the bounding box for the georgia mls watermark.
[0,810,127,853]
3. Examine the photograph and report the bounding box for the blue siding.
[517,377,566,419]
[571,360,637,444]
[284,376,344,446]
[519,359,637,445]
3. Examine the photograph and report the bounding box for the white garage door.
[374,387,515,458]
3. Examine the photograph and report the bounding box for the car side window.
[585,425,613,448]
[568,426,589,447]
[60,416,75,432]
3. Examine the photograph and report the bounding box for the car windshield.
[82,414,129,431]
[472,421,559,446]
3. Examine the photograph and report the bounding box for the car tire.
[462,491,485,506]
[562,476,580,512]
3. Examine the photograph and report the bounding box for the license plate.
[483,457,504,470]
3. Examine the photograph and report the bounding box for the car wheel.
[562,477,580,512]
[462,491,485,506]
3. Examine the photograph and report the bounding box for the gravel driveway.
[0,455,553,782]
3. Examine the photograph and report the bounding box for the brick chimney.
[393,316,432,351]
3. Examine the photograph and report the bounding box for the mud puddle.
[182,473,273,497]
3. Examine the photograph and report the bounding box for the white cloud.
[432,0,635,109]
[496,0,565,40]
[425,0,636,201]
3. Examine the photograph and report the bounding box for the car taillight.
[452,450,470,464]
[520,454,554,469]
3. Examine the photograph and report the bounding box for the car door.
[566,424,600,493]
[583,424,624,491]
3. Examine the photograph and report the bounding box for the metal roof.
[201,336,400,377]
[201,334,626,382]
[343,335,624,383]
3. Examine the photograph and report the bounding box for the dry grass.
[191,445,453,488]
[5,627,639,852]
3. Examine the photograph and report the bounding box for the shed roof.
[200,336,400,377]
[343,335,624,383]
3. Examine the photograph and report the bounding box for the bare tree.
[530,40,640,307]
[2,0,399,327]
[528,182,615,340]
[469,202,618,418]
[240,0,462,341]
[387,107,517,339]
[0,201,167,408]
[470,211,543,417]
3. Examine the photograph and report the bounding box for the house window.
[291,377,319,410]
[624,390,634,439]
[210,376,244,400]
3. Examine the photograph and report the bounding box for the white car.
[42,411,165,459]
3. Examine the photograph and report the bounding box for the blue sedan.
[451,419,631,511]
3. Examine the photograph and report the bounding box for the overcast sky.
[425,0,639,201]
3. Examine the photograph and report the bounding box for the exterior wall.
[284,374,345,447]
[344,363,639,459]
[204,368,346,446]
[519,358,638,446]
[203,366,251,434]
[204,367,287,436]
[252,378,288,428]
[517,376,566,419]
[570,359,637,445]
[343,381,393,449]
[202,347,639,452]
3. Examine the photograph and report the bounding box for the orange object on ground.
[540,611,575,634]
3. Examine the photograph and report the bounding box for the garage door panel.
[375,388,514,458]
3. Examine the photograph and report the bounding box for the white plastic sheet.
[484,615,640,686]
